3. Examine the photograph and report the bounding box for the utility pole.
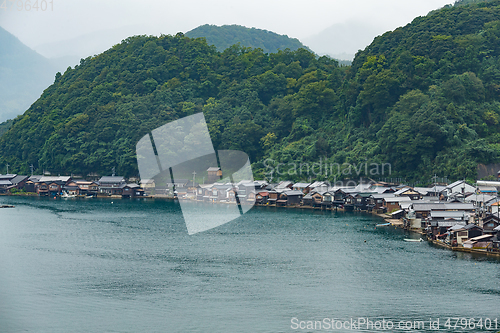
[6,163,9,174]
[112,167,115,177]
[30,164,34,176]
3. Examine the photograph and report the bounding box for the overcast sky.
[1,0,454,53]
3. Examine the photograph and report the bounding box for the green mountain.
[2,0,500,182]
[0,26,57,122]
[0,119,13,137]
[185,24,310,54]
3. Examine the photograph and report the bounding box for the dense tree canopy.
[2,0,500,183]
[185,24,310,54]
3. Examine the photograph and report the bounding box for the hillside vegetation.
[2,0,500,183]
[185,24,309,54]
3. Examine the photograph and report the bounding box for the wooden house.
[394,187,422,200]
[275,181,293,190]
[225,187,237,203]
[36,182,49,196]
[277,190,303,207]
[292,182,311,194]
[443,180,476,197]
[267,190,279,206]
[121,184,144,198]
[383,197,411,213]
[246,191,256,204]
[207,167,222,183]
[48,182,62,196]
[98,176,126,195]
[343,194,356,211]
[302,192,314,207]
[317,191,334,208]
[354,193,375,211]
[482,215,500,234]
[309,181,329,193]
[9,175,29,190]
[255,191,269,205]
[450,224,483,246]
[311,191,327,207]
[331,189,346,207]
[463,234,494,249]
[76,181,99,196]
[23,175,43,193]
[63,182,80,196]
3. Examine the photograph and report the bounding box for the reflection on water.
[0,196,499,332]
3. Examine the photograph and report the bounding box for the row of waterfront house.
[177,177,500,253]
[1,171,500,253]
[0,174,144,198]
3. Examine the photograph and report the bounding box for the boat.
[0,205,15,208]
[404,238,424,242]
[61,192,77,198]
[376,222,391,227]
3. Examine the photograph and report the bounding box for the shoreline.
[3,194,500,258]
[375,211,500,258]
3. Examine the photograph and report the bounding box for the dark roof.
[207,167,220,172]
[28,175,43,182]
[0,180,12,186]
[463,224,483,230]
[282,190,304,196]
[120,183,141,189]
[0,174,17,180]
[356,193,374,198]
[99,176,125,183]
[10,175,28,185]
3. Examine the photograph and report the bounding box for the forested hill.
[2,0,500,182]
[185,24,309,53]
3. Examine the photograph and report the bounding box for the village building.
[463,234,495,249]
[121,184,145,198]
[207,167,222,183]
[383,196,412,213]
[450,224,483,246]
[277,190,303,207]
[76,181,99,196]
[481,215,500,233]
[255,191,269,205]
[292,182,311,194]
[309,181,329,193]
[394,187,422,200]
[98,176,126,195]
[354,193,375,211]
[442,180,476,198]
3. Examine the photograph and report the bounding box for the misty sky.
[1,0,454,56]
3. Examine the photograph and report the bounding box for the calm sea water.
[0,196,499,333]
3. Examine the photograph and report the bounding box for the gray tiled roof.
[99,176,125,183]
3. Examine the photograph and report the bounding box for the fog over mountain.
[303,19,401,60]
[0,27,56,123]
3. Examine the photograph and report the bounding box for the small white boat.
[376,222,391,227]
[61,192,77,198]
[404,238,424,242]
